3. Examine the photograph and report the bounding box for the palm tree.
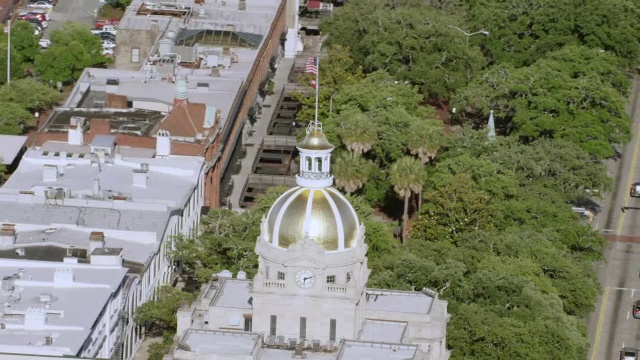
[406,119,444,164]
[389,156,425,242]
[332,152,372,195]
[336,108,378,156]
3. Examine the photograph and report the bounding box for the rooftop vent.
[44,336,53,346]
[0,224,17,248]
[39,293,52,302]
[43,165,58,182]
[133,163,149,188]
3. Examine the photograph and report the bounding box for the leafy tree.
[321,0,487,99]
[335,107,377,155]
[389,156,425,240]
[0,43,24,84]
[105,0,132,9]
[0,78,60,111]
[406,117,445,164]
[332,152,373,195]
[9,21,39,63]
[0,102,33,134]
[455,46,631,158]
[35,22,108,84]
[133,286,194,334]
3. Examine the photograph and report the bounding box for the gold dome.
[297,129,334,151]
[266,187,360,251]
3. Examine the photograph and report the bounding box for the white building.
[0,259,128,358]
[0,134,205,360]
[169,122,451,360]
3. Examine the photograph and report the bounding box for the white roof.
[0,259,127,356]
[2,144,204,209]
[336,341,418,360]
[365,289,434,314]
[64,0,281,128]
[0,135,28,165]
[211,279,252,309]
[182,330,261,356]
[358,320,407,343]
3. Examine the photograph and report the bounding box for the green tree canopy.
[9,21,40,64]
[35,22,108,83]
[0,102,33,134]
[0,78,60,111]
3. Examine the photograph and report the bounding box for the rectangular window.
[326,275,336,284]
[329,319,336,341]
[266,266,270,280]
[277,271,285,281]
[243,315,252,331]
[299,317,307,339]
[131,48,140,63]
[346,272,352,283]
[270,315,277,336]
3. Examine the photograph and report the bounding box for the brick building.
[37,0,289,207]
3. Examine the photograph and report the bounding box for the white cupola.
[295,122,334,188]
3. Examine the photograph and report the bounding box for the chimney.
[0,224,16,248]
[53,268,74,286]
[133,163,149,188]
[67,117,85,145]
[89,231,105,253]
[105,78,119,94]
[24,308,47,330]
[43,165,58,182]
[173,77,189,107]
[156,130,171,158]
[92,178,101,196]
[90,118,111,135]
[238,0,246,10]
[90,247,123,266]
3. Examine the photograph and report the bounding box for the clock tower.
[251,121,370,345]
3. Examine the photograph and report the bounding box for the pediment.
[283,255,325,269]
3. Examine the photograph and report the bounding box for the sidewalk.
[228,57,295,210]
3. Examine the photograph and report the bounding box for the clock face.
[295,269,316,289]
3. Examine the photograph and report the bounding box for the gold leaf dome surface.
[297,129,335,151]
[266,187,359,251]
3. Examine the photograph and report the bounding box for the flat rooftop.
[0,135,28,165]
[336,341,418,360]
[181,330,261,356]
[64,0,283,134]
[2,144,204,209]
[358,320,407,343]
[211,279,252,309]
[0,259,127,357]
[365,289,434,314]
[40,108,166,137]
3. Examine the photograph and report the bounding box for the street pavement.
[41,0,101,36]
[588,75,640,360]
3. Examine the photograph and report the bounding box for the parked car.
[27,9,51,20]
[92,25,117,35]
[102,48,114,56]
[621,347,640,360]
[95,18,120,29]
[18,12,47,22]
[101,40,116,49]
[23,18,47,29]
[631,182,640,198]
[27,1,53,9]
[38,39,51,49]
[29,0,56,5]
[94,32,116,42]
[633,301,640,319]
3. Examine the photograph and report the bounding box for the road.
[588,75,640,360]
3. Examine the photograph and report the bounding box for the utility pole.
[7,19,10,84]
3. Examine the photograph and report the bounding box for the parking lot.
[17,0,102,38]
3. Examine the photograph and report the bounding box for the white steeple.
[487,109,496,142]
[295,122,335,188]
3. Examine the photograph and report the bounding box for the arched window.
[316,157,323,172]
[305,157,312,172]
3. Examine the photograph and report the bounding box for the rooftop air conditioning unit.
[312,340,320,350]
[44,336,53,346]
[288,338,297,348]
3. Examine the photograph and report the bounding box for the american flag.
[305,56,318,75]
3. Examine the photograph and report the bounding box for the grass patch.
[97,5,124,20]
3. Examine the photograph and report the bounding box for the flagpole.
[314,56,319,127]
